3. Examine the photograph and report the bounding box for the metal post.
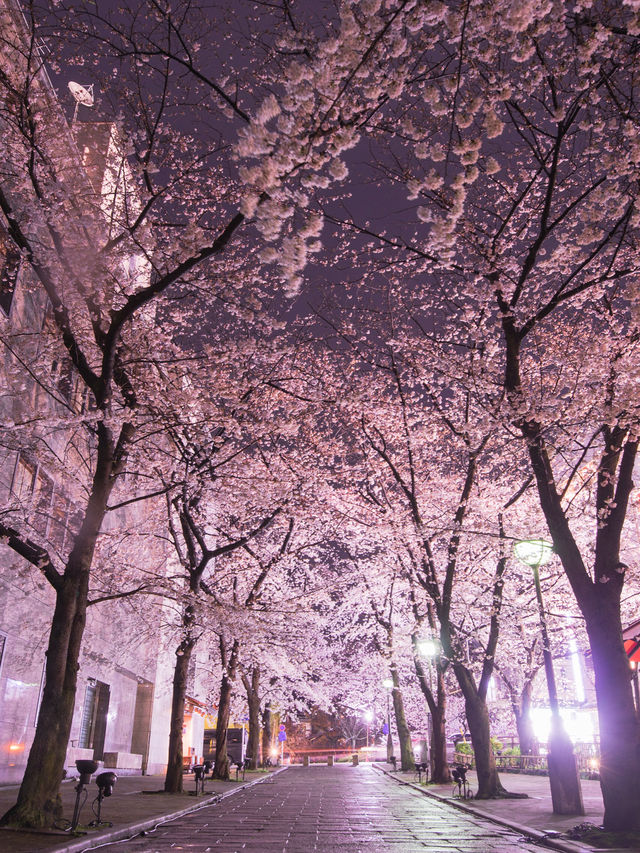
[632,662,640,714]
[386,691,393,762]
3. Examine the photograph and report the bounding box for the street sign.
[278,724,287,742]
[382,723,389,735]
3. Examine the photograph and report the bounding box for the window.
[33,472,53,538]
[78,679,111,760]
[11,456,35,502]
[50,492,70,552]
[50,357,75,404]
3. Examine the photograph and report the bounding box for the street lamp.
[514,538,584,815]
[417,638,437,660]
[382,677,394,763]
[417,638,437,768]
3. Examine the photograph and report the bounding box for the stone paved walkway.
[111,765,546,852]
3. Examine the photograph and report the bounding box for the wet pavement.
[94,765,547,852]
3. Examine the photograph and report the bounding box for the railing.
[496,754,549,773]
[492,751,599,775]
[286,748,360,764]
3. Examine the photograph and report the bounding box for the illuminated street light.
[514,538,584,816]
[416,638,437,767]
[417,638,437,659]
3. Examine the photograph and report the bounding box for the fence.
[285,748,362,764]
[440,744,596,777]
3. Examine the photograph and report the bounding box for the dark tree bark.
[431,669,451,783]
[437,515,511,799]
[513,681,536,757]
[262,701,274,765]
[390,663,414,771]
[0,424,129,829]
[213,638,240,780]
[410,592,451,784]
[501,312,640,830]
[581,586,640,830]
[454,664,505,799]
[242,666,261,769]
[412,638,451,783]
[164,633,196,793]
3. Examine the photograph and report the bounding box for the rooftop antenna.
[67,81,94,124]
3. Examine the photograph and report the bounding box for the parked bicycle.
[413,761,428,784]
[451,763,473,799]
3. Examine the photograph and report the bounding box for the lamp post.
[514,538,584,815]
[417,638,436,766]
[382,677,394,763]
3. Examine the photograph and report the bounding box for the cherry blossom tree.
[0,4,294,828]
[160,428,287,791]
[276,0,640,830]
[1,0,405,824]
[7,0,640,832]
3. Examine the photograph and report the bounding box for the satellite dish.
[67,81,94,123]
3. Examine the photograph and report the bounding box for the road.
[98,765,547,852]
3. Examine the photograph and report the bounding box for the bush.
[491,737,503,753]
[502,746,521,757]
[455,741,473,755]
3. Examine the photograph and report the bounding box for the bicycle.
[413,761,428,784]
[451,764,473,799]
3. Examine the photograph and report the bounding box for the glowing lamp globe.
[514,539,554,568]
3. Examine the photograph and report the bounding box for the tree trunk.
[513,681,536,757]
[391,665,414,771]
[411,635,451,783]
[213,639,239,780]
[584,591,640,831]
[1,571,89,828]
[455,665,505,799]
[213,675,233,780]
[242,667,261,770]
[164,635,196,793]
[0,442,115,829]
[262,701,273,766]
[431,670,451,783]
[504,316,640,829]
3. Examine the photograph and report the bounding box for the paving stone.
[100,765,547,852]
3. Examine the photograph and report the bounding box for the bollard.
[303,755,310,767]
[352,754,359,766]
[327,754,334,766]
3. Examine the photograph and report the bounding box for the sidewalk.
[0,768,282,853]
[0,763,615,853]
[373,763,610,853]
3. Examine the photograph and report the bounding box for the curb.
[58,767,289,853]
[371,764,593,853]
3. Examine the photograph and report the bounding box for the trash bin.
[327,754,334,766]
[352,754,359,766]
